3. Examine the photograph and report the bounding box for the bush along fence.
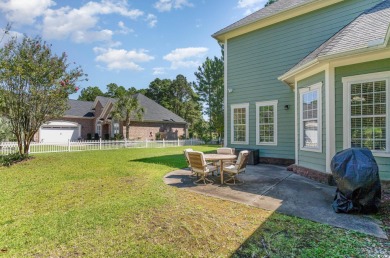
[0,138,205,155]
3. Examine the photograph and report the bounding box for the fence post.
[163,138,165,148]
[145,139,148,148]
[124,138,127,148]
[68,139,71,152]
[99,138,102,150]
[177,138,180,146]
[191,138,193,146]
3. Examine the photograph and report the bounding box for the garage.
[39,121,81,143]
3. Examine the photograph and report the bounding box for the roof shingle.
[284,0,390,76]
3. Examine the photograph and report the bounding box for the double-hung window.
[231,103,249,144]
[113,122,120,135]
[299,82,322,152]
[256,100,278,145]
[343,72,390,155]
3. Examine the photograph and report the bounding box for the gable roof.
[65,99,94,118]
[280,0,390,81]
[93,96,114,109]
[212,0,343,41]
[78,94,187,124]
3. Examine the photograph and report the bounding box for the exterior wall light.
[284,105,290,110]
[228,88,233,93]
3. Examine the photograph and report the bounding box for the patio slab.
[164,164,387,239]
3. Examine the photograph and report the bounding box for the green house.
[213,0,390,181]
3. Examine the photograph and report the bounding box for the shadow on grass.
[131,153,187,169]
[131,150,216,169]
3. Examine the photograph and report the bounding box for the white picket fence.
[0,138,205,155]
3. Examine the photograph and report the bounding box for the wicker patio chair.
[183,148,196,177]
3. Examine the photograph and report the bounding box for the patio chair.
[222,150,249,185]
[187,151,217,185]
[215,147,236,170]
[183,148,196,177]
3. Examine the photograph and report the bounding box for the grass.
[0,146,387,257]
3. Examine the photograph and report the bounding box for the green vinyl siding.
[226,0,382,160]
[297,72,326,172]
[335,58,390,180]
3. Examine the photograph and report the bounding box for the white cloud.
[94,47,154,71]
[154,0,193,12]
[237,0,267,15]
[117,21,134,34]
[163,47,208,69]
[42,1,143,42]
[153,67,166,75]
[0,0,54,25]
[146,14,157,28]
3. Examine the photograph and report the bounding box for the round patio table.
[203,154,237,184]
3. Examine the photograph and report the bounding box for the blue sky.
[0,0,268,98]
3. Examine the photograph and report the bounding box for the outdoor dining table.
[203,153,237,184]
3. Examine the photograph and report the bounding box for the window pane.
[233,107,247,142]
[350,80,387,151]
[303,120,318,148]
[258,104,275,143]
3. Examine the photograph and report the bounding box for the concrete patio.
[164,164,387,239]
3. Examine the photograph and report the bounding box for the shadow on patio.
[164,164,387,239]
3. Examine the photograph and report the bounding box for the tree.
[145,75,203,138]
[105,83,126,98]
[0,36,85,155]
[194,53,224,140]
[111,89,144,140]
[78,86,104,101]
[0,117,14,141]
[145,78,172,107]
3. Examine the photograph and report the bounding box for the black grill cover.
[330,148,381,213]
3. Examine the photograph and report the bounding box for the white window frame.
[231,103,249,145]
[256,100,278,146]
[299,82,322,152]
[342,71,390,157]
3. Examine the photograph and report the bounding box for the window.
[231,103,249,144]
[256,100,278,145]
[113,122,120,135]
[343,72,390,155]
[299,82,322,152]
[96,122,101,136]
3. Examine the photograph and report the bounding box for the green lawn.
[0,147,386,257]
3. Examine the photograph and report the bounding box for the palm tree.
[111,91,144,140]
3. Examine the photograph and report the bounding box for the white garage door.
[40,121,80,143]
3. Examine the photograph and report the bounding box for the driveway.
[164,164,387,239]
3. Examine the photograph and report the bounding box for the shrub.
[0,152,29,167]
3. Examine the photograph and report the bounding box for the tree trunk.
[126,123,130,140]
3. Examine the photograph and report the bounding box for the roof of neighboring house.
[212,0,316,39]
[282,0,390,77]
[94,96,114,108]
[133,93,187,123]
[70,94,187,124]
[65,99,94,118]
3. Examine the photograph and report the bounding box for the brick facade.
[124,122,186,140]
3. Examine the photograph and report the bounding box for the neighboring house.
[213,0,390,181]
[36,93,188,142]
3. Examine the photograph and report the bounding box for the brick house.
[36,93,188,142]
